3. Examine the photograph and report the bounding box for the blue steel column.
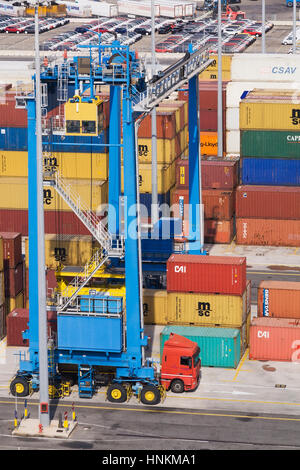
[108,85,121,236]
[122,91,145,368]
[188,72,205,255]
[26,98,39,368]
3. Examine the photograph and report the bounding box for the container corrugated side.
[240,101,300,131]
[257,281,300,319]
[172,188,235,220]
[226,81,299,108]
[143,289,168,325]
[121,161,176,194]
[160,325,241,368]
[249,317,300,362]
[167,289,247,327]
[240,158,300,186]
[231,54,300,83]
[167,254,247,295]
[236,218,300,247]
[0,231,22,269]
[241,130,300,159]
[236,185,300,219]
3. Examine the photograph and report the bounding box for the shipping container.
[167,254,247,295]
[225,130,240,155]
[133,128,187,164]
[5,291,24,316]
[0,304,5,340]
[25,234,95,269]
[236,185,300,219]
[246,280,251,314]
[143,289,168,325]
[0,232,22,269]
[0,151,109,180]
[138,108,180,140]
[6,308,57,347]
[121,161,176,195]
[226,107,239,131]
[200,131,224,156]
[249,317,300,362]
[236,218,300,247]
[0,90,28,127]
[240,158,300,186]
[0,271,4,306]
[257,281,300,319]
[240,130,300,159]
[226,81,300,108]
[231,54,300,83]
[0,209,93,237]
[172,188,235,220]
[0,236,3,272]
[204,218,234,245]
[4,261,24,297]
[0,177,108,212]
[173,156,239,191]
[167,289,248,327]
[240,100,300,131]
[160,325,242,368]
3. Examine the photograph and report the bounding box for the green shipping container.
[241,130,300,159]
[160,325,242,369]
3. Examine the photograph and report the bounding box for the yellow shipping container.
[0,151,109,180]
[121,160,176,194]
[167,290,248,328]
[0,177,108,211]
[25,234,97,269]
[199,70,231,81]
[0,271,4,306]
[143,289,168,325]
[240,101,300,130]
[5,291,24,314]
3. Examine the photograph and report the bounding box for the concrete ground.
[1,243,300,419]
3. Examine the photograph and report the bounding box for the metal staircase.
[57,249,109,312]
[43,170,124,258]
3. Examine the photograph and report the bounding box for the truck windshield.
[193,348,200,367]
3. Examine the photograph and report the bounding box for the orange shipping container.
[172,188,235,220]
[249,317,300,362]
[200,132,220,156]
[173,218,234,244]
[257,281,300,319]
[236,218,300,247]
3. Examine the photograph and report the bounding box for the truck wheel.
[10,376,30,397]
[287,1,293,6]
[106,383,127,403]
[140,385,161,405]
[170,379,184,393]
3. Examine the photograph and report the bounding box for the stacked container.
[0,236,4,340]
[198,55,232,82]
[6,308,57,347]
[158,254,251,368]
[172,156,239,244]
[236,89,300,246]
[0,232,24,317]
[249,280,300,361]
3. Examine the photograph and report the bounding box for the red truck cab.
[160,333,201,393]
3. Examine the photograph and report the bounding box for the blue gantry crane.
[10,39,212,404]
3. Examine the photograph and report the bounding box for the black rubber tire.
[106,383,127,403]
[10,376,30,397]
[140,385,161,405]
[170,379,185,394]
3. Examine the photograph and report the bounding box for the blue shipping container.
[241,158,300,186]
[0,127,27,151]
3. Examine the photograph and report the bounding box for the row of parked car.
[0,15,69,34]
[40,16,180,52]
[155,17,274,53]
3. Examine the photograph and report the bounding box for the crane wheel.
[140,385,161,405]
[106,383,127,403]
[170,379,185,393]
[10,376,30,397]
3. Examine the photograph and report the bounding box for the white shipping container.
[226,130,240,155]
[226,81,300,108]
[226,107,239,131]
[231,54,300,83]
[117,0,193,17]
[88,2,118,17]
[118,0,160,17]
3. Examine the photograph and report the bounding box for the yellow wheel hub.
[111,389,122,400]
[15,383,24,394]
[144,390,155,402]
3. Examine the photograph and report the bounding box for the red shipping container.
[175,157,239,190]
[257,281,300,319]
[166,254,246,295]
[249,317,300,362]
[0,304,5,339]
[199,109,226,132]
[0,90,28,127]
[4,261,24,297]
[204,218,234,244]
[6,308,57,347]
[178,81,228,110]
[0,209,93,236]
[0,232,22,269]
[25,268,57,300]
[236,186,300,220]
[236,218,300,247]
[172,188,234,220]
